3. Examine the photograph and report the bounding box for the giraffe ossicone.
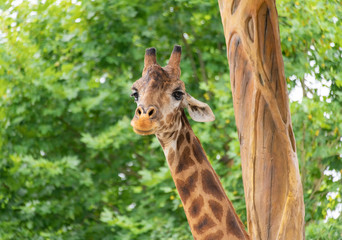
[130,45,249,240]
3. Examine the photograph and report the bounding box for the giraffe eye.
[131,92,139,102]
[172,91,184,101]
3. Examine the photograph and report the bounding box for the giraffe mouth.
[131,117,157,135]
[132,127,155,135]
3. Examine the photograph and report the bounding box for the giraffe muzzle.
[131,106,158,135]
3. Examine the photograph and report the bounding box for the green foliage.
[0,0,341,239]
[278,1,342,239]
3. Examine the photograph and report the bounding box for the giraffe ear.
[185,94,215,122]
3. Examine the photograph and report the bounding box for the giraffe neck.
[156,111,249,240]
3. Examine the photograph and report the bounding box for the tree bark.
[218,0,305,239]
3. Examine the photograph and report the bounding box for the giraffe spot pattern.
[175,111,181,124]
[165,131,171,139]
[172,130,178,140]
[177,133,185,150]
[175,172,198,204]
[186,131,191,143]
[163,131,175,139]
[167,149,175,166]
[201,169,224,200]
[181,110,191,128]
[188,195,204,218]
[192,137,207,164]
[166,113,173,124]
[193,214,216,234]
[204,230,224,240]
[208,200,223,221]
[226,208,245,238]
[176,146,195,174]
[168,130,177,140]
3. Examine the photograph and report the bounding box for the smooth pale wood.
[218,0,305,239]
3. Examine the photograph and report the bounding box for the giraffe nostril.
[147,107,156,118]
[136,106,156,118]
[148,109,154,116]
[136,107,142,116]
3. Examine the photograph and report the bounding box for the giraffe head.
[131,45,215,136]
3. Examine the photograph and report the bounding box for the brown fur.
[176,146,195,174]
[209,200,224,221]
[188,195,204,218]
[175,171,198,204]
[193,214,216,234]
[204,230,224,240]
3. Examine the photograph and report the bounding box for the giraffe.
[130,45,250,240]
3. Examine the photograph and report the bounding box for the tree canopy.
[0,0,341,239]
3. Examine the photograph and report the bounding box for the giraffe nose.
[136,106,157,119]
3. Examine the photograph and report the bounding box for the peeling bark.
[218,1,305,239]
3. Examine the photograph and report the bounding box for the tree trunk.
[218,0,305,239]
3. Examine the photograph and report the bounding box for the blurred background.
[0,0,341,239]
